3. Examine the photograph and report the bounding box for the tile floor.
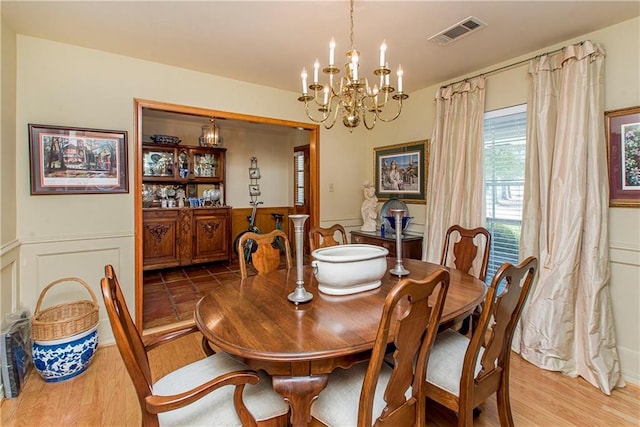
[144,261,243,329]
[143,259,280,329]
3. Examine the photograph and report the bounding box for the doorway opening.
[135,98,319,330]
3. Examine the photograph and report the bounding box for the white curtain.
[423,77,486,269]
[514,41,623,394]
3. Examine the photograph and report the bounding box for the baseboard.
[618,345,640,386]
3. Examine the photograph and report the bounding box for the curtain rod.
[440,41,585,89]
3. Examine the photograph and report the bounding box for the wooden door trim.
[134,98,320,328]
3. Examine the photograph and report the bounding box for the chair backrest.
[101,265,155,421]
[238,229,292,279]
[308,224,347,253]
[440,224,491,281]
[359,269,449,427]
[461,256,538,404]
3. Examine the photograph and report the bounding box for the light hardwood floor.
[2,331,638,426]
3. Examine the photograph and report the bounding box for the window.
[484,104,527,283]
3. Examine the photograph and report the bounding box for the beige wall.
[1,17,17,247]
[2,17,638,386]
[1,17,19,331]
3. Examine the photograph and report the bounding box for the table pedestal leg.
[272,375,328,427]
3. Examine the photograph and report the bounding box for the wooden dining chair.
[101,265,290,427]
[425,256,538,427]
[309,269,450,427]
[238,229,293,279]
[441,224,491,333]
[441,225,491,282]
[308,224,347,253]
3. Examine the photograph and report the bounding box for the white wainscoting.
[1,239,20,317]
[609,240,640,385]
[0,240,21,401]
[19,233,135,346]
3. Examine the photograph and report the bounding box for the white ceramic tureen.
[311,244,389,295]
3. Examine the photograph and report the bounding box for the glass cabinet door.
[142,146,176,180]
[178,149,189,180]
[192,149,222,180]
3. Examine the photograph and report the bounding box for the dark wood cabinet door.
[192,208,231,263]
[143,209,181,270]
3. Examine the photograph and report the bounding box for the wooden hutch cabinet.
[142,206,230,270]
[142,140,231,271]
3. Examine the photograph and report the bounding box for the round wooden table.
[195,257,486,427]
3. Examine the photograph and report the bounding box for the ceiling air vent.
[428,16,487,46]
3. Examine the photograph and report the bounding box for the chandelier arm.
[363,106,377,130]
[361,95,378,130]
[303,100,333,124]
[371,99,405,123]
[324,96,341,129]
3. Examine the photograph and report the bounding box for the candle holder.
[288,214,313,304]
[389,208,410,277]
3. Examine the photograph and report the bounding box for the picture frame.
[29,124,128,195]
[374,140,429,203]
[249,167,261,179]
[249,184,261,196]
[605,106,640,207]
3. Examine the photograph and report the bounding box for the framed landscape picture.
[606,106,640,207]
[374,140,429,203]
[29,124,129,195]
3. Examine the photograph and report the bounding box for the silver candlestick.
[389,208,410,277]
[288,214,313,304]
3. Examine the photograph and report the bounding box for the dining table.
[195,257,486,427]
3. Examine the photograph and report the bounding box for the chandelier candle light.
[298,0,408,130]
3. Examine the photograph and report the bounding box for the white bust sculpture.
[361,181,378,232]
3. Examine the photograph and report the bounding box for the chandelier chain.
[349,0,355,51]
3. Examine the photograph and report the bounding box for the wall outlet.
[328,183,334,192]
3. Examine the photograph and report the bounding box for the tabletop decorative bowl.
[311,244,389,295]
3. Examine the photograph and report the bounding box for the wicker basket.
[32,277,99,341]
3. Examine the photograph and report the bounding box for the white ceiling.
[2,1,639,95]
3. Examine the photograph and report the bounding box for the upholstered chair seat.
[310,361,410,426]
[154,352,289,426]
[425,329,484,396]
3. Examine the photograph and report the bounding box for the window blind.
[484,105,527,283]
[294,152,305,206]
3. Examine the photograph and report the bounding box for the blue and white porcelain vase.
[32,324,98,382]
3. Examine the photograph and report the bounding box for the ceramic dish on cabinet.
[379,199,409,224]
[150,134,181,145]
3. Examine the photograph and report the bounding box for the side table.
[350,230,423,260]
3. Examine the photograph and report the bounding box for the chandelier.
[297,0,408,130]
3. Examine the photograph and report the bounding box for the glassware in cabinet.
[142,145,177,180]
